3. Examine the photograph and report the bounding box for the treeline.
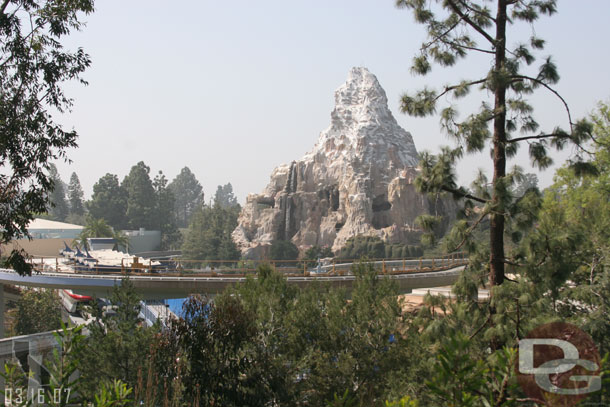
[45,163,239,250]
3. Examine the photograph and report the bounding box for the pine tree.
[122,162,156,230]
[214,183,238,208]
[47,164,69,221]
[87,173,128,230]
[153,171,181,249]
[168,167,204,228]
[182,203,240,260]
[68,172,85,216]
[396,0,592,286]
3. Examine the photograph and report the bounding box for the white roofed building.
[27,218,84,240]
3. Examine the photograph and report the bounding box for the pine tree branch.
[422,18,462,51]
[502,258,525,267]
[505,132,568,143]
[441,185,489,204]
[445,0,496,45]
[469,312,492,340]
[451,209,489,252]
[438,37,495,54]
[434,78,488,102]
[512,75,573,130]
[421,15,494,55]
[506,130,594,155]
[456,0,496,23]
[0,0,11,15]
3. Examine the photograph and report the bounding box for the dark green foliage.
[122,162,156,230]
[214,183,239,208]
[68,172,85,217]
[338,235,385,259]
[154,295,261,406]
[384,243,422,259]
[269,240,299,261]
[182,202,241,260]
[424,335,520,407]
[152,171,181,250]
[14,288,62,335]
[168,166,204,228]
[338,235,422,260]
[47,164,69,221]
[87,174,128,230]
[77,279,156,399]
[146,263,413,406]
[514,102,610,357]
[0,0,93,275]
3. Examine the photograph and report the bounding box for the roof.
[28,218,84,230]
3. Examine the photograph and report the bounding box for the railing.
[27,252,468,278]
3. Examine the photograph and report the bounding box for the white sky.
[53,0,610,203]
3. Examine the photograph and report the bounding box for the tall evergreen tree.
[122,161,156,230]
[182,203,240,261]
[87,173,128,230]
[47,164,69,221]
[67,172,85,216]
[214,183,238,208]
[168,167,204,228]
[396,0,592,287]
[153,171,181,249]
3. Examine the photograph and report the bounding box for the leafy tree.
[396,0,592,287]
[518,101,610,357]
[214,183,239,208]
[182,203,240,261]
[14,288,62,335]
[0,0,94,275]
[122,162,156,230]
[231,263,410,406]
[154,295,261,406]
[87,174,128,230]
[77,279,156,399]
[153,171,181,249]
[168,167,204,228]
[269,240,299,261]
[68,172,85,216]
[47,163,69,221]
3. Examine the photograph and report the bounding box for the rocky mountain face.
[233,67,455,258]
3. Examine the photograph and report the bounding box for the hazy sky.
[54,0,610,203]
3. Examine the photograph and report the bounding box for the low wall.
[1,239,71,258]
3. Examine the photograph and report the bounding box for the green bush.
[269,240,299,261]
[339,236,422,260]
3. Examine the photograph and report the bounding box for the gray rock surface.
[233,67,454,258]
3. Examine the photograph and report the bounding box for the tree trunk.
[490,0,508,286]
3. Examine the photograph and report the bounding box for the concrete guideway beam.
[0,266,464,301]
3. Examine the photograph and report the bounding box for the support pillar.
[0,283,4,338]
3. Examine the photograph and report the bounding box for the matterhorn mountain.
[233,67,455,258]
